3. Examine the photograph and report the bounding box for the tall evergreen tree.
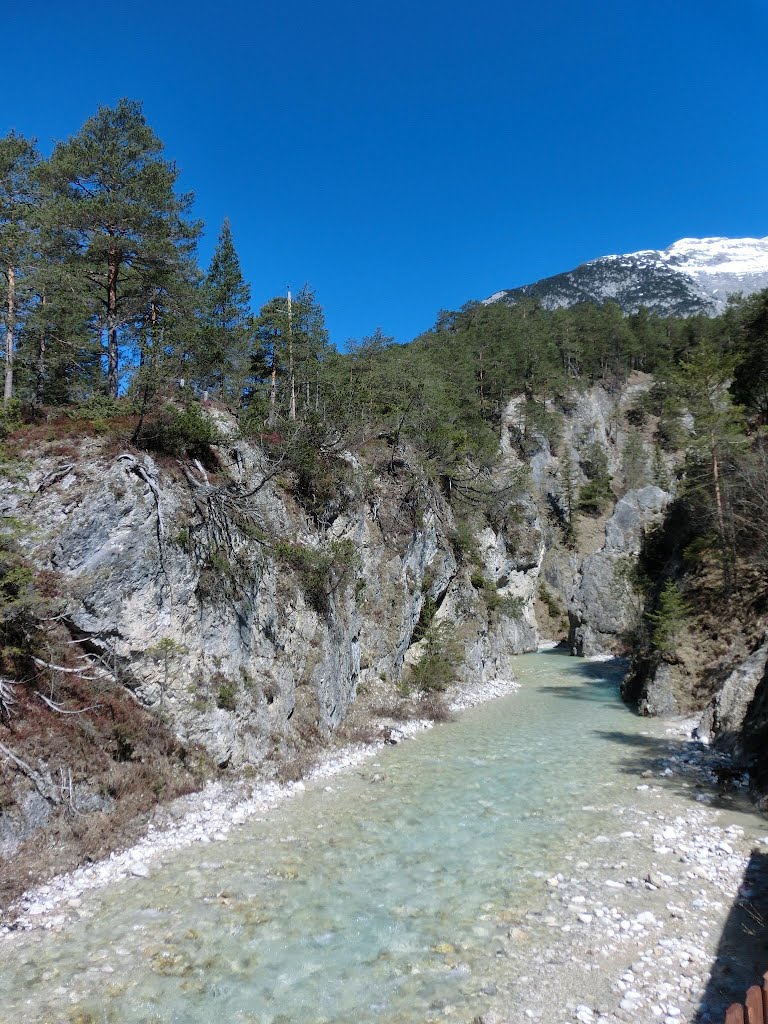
[621,430,648,491]
[198,217,252,399]
[290,284,330,416]
[257,285,329,424]
[0,132,40,407]
[40,99,200,397]
[673,341,746,582]
[732,290,768,421]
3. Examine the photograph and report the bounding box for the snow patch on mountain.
[485,235,768,316]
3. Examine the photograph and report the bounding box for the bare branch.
[36,692,101,715]
[33,463,76,495]
[0,679,17,720]
[0,741,59,805]
[31,655,107,680]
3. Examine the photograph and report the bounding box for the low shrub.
[537,582,564,621]
[578,440,613,515]
[413,593,437,641]
[64,394,123,430]
[275,749,317,784]
[216,679,238,711]
[407,621,461,693]
[449,522,480,566]
[578,477,613,515]
[646,580,690,655]
[140,403,221,459]
[275,539,358,614]
[257,417,354,527]
[0,398,23,439]
[418,691,454,722]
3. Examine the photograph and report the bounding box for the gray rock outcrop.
[569,487,671,656]
[0,426,543,779]
[699,637,768,750]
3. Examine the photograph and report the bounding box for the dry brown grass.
[418,692,454,722]
[0,642,213,912]
[275,749,318,784]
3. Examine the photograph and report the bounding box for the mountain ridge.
[484,235,768,316]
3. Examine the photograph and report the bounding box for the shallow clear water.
[2,652,670,1023]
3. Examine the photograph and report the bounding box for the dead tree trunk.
[4,264,16,407]
[106,249,119,398]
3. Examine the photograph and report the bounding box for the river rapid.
[1,650,765,1024]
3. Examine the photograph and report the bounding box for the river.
[0,650,759,1024]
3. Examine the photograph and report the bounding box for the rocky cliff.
[501,376,674,657]
[0,415,545,883]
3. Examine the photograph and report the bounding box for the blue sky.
[6,1,768,347]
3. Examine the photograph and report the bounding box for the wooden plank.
[764,972,768,1019]
[747,986,765,1024]
[727,1004,746,1024]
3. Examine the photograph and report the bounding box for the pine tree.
[256,285,329,425]
[646,580,689,655]
[291,284,330,416]
[651,444,671,491]
[732,290,768,421]
[621,430,648,492]
[578,440,613,515]
[673,341,746,579]
[0,132,40,407]
[41,99,200,397]
[198,217,252,400]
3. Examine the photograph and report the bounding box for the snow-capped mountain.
[484,236,768,316]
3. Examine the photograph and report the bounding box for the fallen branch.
[59,766,86,816]
[192,458,210,485]
[0,741,59,805]
[31,655,107,680]
[36,692,101,715]
[34,463,76,495]
[238,463,285,499]
[0,679,17,720]
[118,452,166,547]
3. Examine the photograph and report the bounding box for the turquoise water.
[1,652,655,1023]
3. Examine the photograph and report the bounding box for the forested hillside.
[1,100,765,449]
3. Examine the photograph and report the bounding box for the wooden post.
[727,1005,746,1024]
[762,971,768,1018]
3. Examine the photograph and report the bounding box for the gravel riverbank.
[482,719,768,1024]
[0,675,519,934]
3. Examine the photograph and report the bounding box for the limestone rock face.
[636,662,682,717]
[0,428,544,779]
[739,658,768,808]
[500,378,675,660]
[604,487,670,553]
[699,638,768,750]
[569,487,671,657]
